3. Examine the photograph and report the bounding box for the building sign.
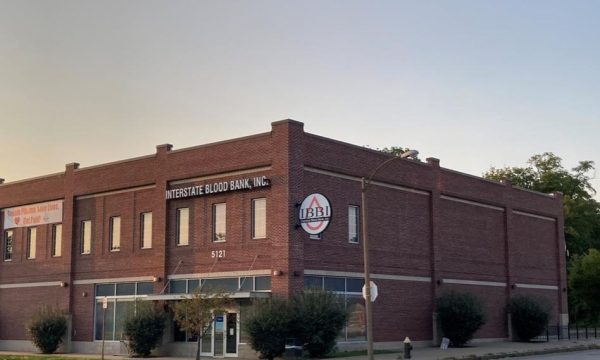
[299,193,332,236]
[2,200,63,230]
[166,175,270,200]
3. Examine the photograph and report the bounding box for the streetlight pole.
[361,149,418,360]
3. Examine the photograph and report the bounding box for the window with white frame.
[141,212,152,249]
[109,216,121,251]
[348,205,360,244]
[213,203,226,242]
[252,198,266,239]
[94,282,154,341]
[176,208,189,246]
[52,224,62,257]
[27,227,37,259]
[81,220,92,254]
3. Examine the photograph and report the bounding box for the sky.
[1,0,599,198]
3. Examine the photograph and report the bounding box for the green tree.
[484,152,600,257]
[569,249,600,324]
[244,298,292,360]
[291,290,348,358]
[171,289,232,360]
[509,295,551,341]
[26,305,68,354]
[436,291,486,347]
[123,301,166,357]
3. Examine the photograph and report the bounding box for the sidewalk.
[1,339,599,360]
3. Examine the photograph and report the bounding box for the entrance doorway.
[200,312,238,357]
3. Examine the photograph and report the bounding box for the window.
[52,224,62,257]
[176,208,189,246]
[94,282,153,341]
[252,198,266,239]
[109,216,121,251]
[348,205,360,244]
[141,212,152,249]
[27,227,37,259]
[213,203,226,242]
[4,230,13,261]
[81,220,92,254]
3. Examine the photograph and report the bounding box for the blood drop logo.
[299,193,332,235]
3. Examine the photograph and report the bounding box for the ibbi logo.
[299,193,332,236]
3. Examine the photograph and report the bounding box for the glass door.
[225,313,238,356]
[214,315,225,357]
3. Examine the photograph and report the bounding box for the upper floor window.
[3,230,13,261]
[52,224,62,257]
[213,203,226,242]
[109,216,121,251]
[176,208,189,246]
[252,198,266,239]
[81,220,92,254]
[27,227,37,259]
[141,212,152,249]
[348,205,360,244]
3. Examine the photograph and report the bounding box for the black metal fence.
[533,323,600,342]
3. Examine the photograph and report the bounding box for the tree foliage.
[244,298,292,360]
[26,305,68,354]
[484,152,600,257]
[509,295,551,341]
[379,146,422,161]
[171,289,232,360]
[123,301,166,357]
[291,290,348,358]
[437,291,486,347]
[569,249,600,324]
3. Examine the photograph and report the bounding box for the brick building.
[0,120,567,357]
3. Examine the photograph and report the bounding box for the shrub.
[26,306,68,354]
[436,291,486,347]
[291,290,348,358]
[509,295,551,341]
[123,302,166,357]
[244,297,292,360]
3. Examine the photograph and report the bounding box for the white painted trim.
[0,281,63,289]
[440,195,504,212]
[304,269,431,283]
[76,185,155,200]
[513,210,556,222]
[73,276,156,285]
[170,166,272,186]
[514,283,559,290]
[442,278,507,287]
[304,167,430,196]
[168,269,272,280]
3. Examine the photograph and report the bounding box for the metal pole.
[361,177,374,360]
[101,307,106,360]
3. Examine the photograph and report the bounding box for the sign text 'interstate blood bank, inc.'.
[165,175,270,200]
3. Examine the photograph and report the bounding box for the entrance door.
[225,313,237,355]
[213,315,225,357]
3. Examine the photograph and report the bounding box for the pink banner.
[2,200,63,229]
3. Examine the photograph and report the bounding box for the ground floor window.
[304,275,367,341]
[94,281,154,341]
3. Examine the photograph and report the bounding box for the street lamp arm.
[363,150,418,191]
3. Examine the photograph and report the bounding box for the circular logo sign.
[299,193,332,235]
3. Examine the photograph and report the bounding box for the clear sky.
[1,0,599,198]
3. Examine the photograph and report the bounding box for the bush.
[26,306,68,354]
[436,291,486,347]
[509,295,551,341]
[245,298,292,360]
[124,302,166,357]
[291,290,348,358]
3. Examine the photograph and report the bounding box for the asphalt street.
[510,349,600,359]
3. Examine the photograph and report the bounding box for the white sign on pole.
[102,296,108,309]
[362,281,378,302]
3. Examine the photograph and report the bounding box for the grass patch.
[326,349,400,358]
